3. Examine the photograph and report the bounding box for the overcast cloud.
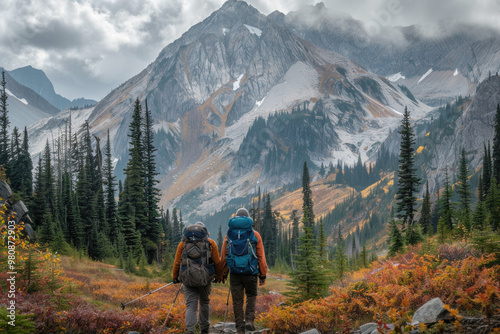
[1,0,499,101]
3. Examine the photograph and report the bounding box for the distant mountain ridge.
[0,67,59,130]
[272,3,500,106]
[9,66,97,111]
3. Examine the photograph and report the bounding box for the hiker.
[172,222,223,334]
[220,208,267,334]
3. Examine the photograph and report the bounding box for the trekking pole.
[162,283,183,329]
[120,282,174,310]
[222,287,231,332]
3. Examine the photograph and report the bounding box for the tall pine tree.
[456,149,472,230]
[142,100,162,261]
[287,206,329,303]
[103,129,119,241]
[287,163,329,302]
[419,180,432,235]
[439,169,454,230]
[302,161,315,227]
[396,106,420,229]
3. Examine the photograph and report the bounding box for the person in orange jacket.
[172,222,223,334]
[220,208,267,334]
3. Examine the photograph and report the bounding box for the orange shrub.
[259,248,500,333]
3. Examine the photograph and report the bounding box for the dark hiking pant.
[183,283,211,333]
[230,273,258,333]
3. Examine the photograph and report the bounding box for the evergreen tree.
[31,157,45,228]
[60,172,76,246]
[291,209,300,254]
[118,180,142,256]
[40,209,56,246]
[171,208,181,244]
[473,200,487,231]
[360,244,368,268]
[483,143,492,196]
[456,149,472,230]
[42,140,57,218]
[486,179,500,230]
[437,215,449,244]
[318,217,326,261]
[302,161,315,226]
[103,129,119,241]
[262,194,276,266]
[334,224,347,280]
[419,180,432,235]
[119,98,147,255]
[142,100,162,261]
[6,126,21,189]
[163,209,172,247]
[396,107,420,229]
[0,71,9,167]
[319,163,325,178]
[477,174,485,203]
[287,206,329,303]
[18,127,33,199]
[93,134,106,231]
[405,223,424,246]
[439,169,454,230]
[493,104,500,180]
[388,218,404,256]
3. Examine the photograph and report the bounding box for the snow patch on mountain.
[28,107,94,159]
[256,97,266,108]
[417,68,433,84]
[153,120,177,134]
[224,61,319,151]
[244,24,262,37]
[387,72,405,82]
[6,89,28,105]
[454,69,459,76]
[233,74,244,91]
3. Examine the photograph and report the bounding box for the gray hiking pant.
[183,283,212,333]
[230,273,258,333]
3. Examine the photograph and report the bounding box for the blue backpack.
[226,216,259,275]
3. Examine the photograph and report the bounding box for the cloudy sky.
[1,0,499,101]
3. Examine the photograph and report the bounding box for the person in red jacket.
[220,208,267,334]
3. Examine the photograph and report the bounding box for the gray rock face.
[274,3,500,106]
[411,297,449,326]
[381,74,500,197]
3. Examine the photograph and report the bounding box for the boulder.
[0,180,12,203]
[300,330,319,334]
[411,297,449,326]
[11,200,28,221]
[358,322,378,334]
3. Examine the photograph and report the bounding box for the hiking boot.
[245,322,256,332]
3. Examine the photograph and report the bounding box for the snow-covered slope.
[27,107,94,161]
